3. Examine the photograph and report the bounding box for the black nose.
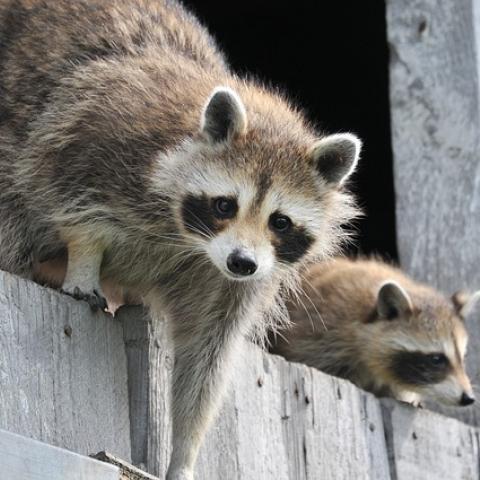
[460,393,475,406]
[227,251,257,276]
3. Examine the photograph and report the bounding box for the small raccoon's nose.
[459,392,475,406]
[227,251,257,276]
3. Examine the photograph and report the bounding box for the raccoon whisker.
[295,280,326,333]
[173,247,206,266]
[180,206,215,239]
[118,223,198,248]
[167,244,204,264]
[299,274,322,298]
[287,285,315,331]
[168,247,206,273]
[269,327,290,346]
[297,273,327,331]
[181,223,213,241]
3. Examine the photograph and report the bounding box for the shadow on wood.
[1,271,479,479]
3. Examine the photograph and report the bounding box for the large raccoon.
[0,1,361,478]
[271,258,478,407]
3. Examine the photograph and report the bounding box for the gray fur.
[0,1,360,478]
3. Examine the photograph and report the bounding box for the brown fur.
[272,257,474,407]
[0,2,362,478]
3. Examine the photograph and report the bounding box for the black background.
[185,0,397,261]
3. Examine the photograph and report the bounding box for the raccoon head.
[167,86,361,282]
[369,281,478,407]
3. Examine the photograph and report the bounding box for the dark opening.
[184,0,398,261]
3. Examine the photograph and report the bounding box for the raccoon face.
[172,86,361,281]
[374,281,476,406]
[389,350,474,407]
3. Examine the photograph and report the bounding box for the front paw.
[166,469,194,480]
[61,286,108,312]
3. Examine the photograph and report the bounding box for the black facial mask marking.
[269,211,314,263]
[390,351,451,386]
[182,194,235,236]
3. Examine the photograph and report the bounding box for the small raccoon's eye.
[428,353,448,367]
[269,213,292,233]
[213,197,237,218]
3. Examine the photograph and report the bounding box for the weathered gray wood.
[93,451,159,480]
[207,349,392,480]
[387,0,480,425]
[2,275,480,478]
[0,270,131,459]
[123,306,480,479]
[382,400,480,480]
[120,306,172,474]
[122,309,392,479]
[0,429,120,480]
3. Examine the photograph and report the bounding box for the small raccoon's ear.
[310,133,362,186]
[452,290,480,319]
[377,281,413,320]
[200,86,248,143]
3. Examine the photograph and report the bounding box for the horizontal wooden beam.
[0,270,131,459]
[1,271,479,479]
[121,308,480,480]
[0,429,120,480]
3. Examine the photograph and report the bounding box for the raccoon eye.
[213,197,237,219]
[269,213,292,233]
[427,353,448,367]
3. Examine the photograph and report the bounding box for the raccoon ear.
[200,86,248,143]
[310,133,361,186]
[452,290,480,319]
[377,281,413,320]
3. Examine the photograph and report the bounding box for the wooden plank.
[1,277,479,478]
[0,429,120,480]
[211,348,392,480]
[92,451,159,480]
[382,400,480,480]
[120,306,172,474]
[387,0,480,425]
[122,308,391,479]
[0,271,131,459]
[123,306,480,479]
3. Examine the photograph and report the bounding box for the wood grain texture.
[382,399,480,480]
[0,429,120,480]
[123,307,390,480]
[123,308,480,479]
[0,270,131,459]
[387,0,480,425]
[1,276,480,478]
[120,306,173,475]
[92,451,159,480]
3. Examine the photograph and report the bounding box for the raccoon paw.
[61,286,108,312]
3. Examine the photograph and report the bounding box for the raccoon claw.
[89,289,109,311]
[61,287,108,312]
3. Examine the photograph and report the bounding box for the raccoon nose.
[227,251,257,276]
[459,392,475,406]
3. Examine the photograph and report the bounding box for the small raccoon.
[0,1,361,479]
[271,258,478,407]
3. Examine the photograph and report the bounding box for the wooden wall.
[1,271,479,479]
[387,0,480,426]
